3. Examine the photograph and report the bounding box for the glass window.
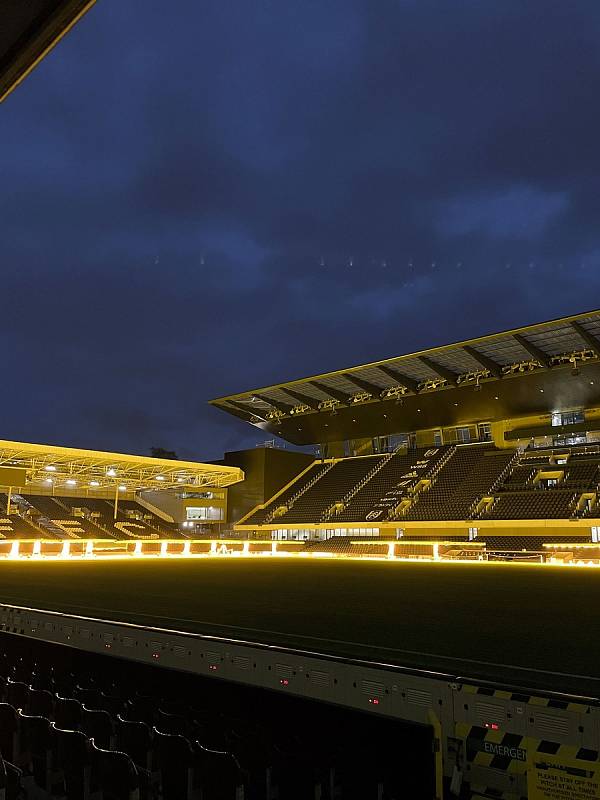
[456,427,471,443]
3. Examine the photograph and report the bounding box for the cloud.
[2,0,600,458]
[437,185,570,240]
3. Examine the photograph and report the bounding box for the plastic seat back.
[116,716,153,772]
[153,729,194,800]
[0,704,19,763]
[52,725,92,800]
[54,696,83,730]
[81,707,114,750]
[6,682,29,713]
[90,742,140,800]
[28,688,54,719]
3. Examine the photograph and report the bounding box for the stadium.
[2,5,600,800]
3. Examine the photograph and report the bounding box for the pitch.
[0,558,598,697]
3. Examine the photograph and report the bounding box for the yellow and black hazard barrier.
[456,684,599,799]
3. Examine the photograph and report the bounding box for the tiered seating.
[0,494,46,538]
[23,495,111,539]
[242,463,325,525]
[282,457,384,524]
[0,636,416,800]
[334,447,450,522]
[303,537,388,556]
[482,535,591,551]
[404,446,511,521]
[484,489,577,519]
[58,497,179,539]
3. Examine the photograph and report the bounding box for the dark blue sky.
[3,1,600,460]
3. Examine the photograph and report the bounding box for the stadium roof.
[0,440,243,491]
[0,0,97,103]
[211,309,600,445]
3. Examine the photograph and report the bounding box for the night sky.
[3,1,600,460]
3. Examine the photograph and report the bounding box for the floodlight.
[90,480,100,487]
[107,468,116,477]
[45,465,56,472]
[66,479,76,486]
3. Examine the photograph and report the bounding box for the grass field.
[0,558,598,697]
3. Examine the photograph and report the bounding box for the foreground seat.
[0,703,19,763]
[90,741,143,800]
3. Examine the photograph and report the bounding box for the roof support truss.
[462,346,504,379]
[570,321,600,358]
[418,356,459,386]
[309,381,352,405]
[376,365,419,394]
[280,388,322,410]
[343,374,383,397]
[513,334,552,368]
[254,395,294,415]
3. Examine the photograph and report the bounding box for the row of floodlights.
[41,464,187,486]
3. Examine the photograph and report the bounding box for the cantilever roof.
[0,440,243,491]
[0,0,97,103]
[211,309,600,445]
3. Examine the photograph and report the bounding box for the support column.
[387,542,395,559]
[114,483,119,520]
[433,543,440,561]
[6,486,12,515]
[61,541,70,558]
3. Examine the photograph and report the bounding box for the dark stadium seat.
[194,741,247,800]
[18,711,54,791]
[116,716,155,773]
[81,707,116,750]
[6,680,29,713]
[52,725,93,799]
[152,729,198,799]
[0,750,23,800]
[0,703,19,763]
[90,742,143,800]
[28,687,54,719]
[54,696,84,730]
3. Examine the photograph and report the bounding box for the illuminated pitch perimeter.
[0,538,599,566]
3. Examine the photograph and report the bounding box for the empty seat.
[0,703,19,763]
[6,681,29,712]
[28,687,54,719]
[90,742,142,800]
[81,707,115,750]
[116,716,154,773]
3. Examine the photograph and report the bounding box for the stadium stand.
[0,494,46,538]
[0,634,430,800]
[23,495,112,539]
[332,446,451,522]
[402,445,514,521]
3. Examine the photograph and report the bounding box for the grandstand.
[213,310,600,564]
[0,440,242,543]
[3,310,600,800]
[4,2,600,796]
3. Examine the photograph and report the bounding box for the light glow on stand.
[0,538,598,566]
